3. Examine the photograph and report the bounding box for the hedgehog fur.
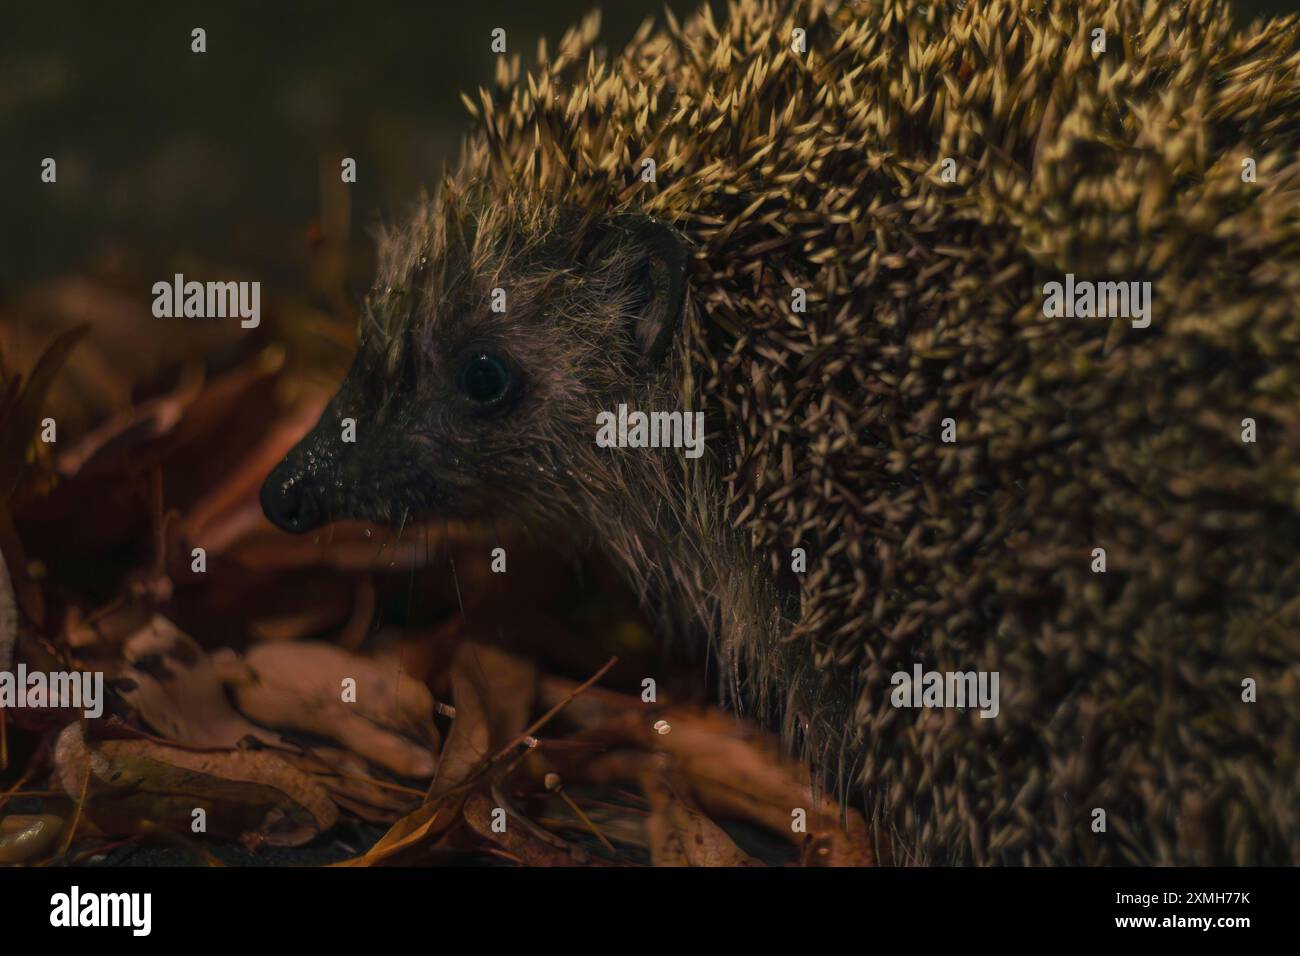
[307,0,1300,865]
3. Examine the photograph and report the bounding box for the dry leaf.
[333,800,449,866]
[117,614,288,750]
[287,746,421,823]
[214,641,439,778]
[463,791,597,866]
[541,678,875,866]
[53,722,338,847]
[340,641,538,865]
[432,641,537,791]
[642,768,762,866]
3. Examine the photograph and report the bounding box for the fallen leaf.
[117,614,287,750]
[332,800,448,866]
[214,641,439,778]
[642,767,763,866]
[540,678,875,866]
[340,641,537,865]
[431,641,537,792]
[53,722,338,847]
[463,790,598,866]
[287,746,421,823]
[175,383,316,551]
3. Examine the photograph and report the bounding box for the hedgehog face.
[260,210,687,533]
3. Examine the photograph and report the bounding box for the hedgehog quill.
[261,0,1300,865]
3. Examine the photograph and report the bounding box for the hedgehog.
[260,0,1300,865]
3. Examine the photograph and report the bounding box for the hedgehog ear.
[586,215,687,373]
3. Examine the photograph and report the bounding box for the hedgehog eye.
[460,352,512,405]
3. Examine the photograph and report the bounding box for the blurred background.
[0,0,704,288]
[0,0,1287,284]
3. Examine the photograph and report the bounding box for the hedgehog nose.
[260,466,323,534]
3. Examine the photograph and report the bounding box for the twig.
[422,656,619,807]
[486,656,617,766]
[556,790,617,855]
[532,739,608,752]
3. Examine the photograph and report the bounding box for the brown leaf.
[339,641,538,865]
[431,641,537,792]
[286,746,421,823]
[332,800,449,866]
[462,791,597,866]
[117,614,287,750]
[175,387,318,552]
[214,641,439,778]
[642,767,763,866]
[53,722,338,847]
[540,678,875,866]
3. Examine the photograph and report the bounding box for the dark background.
[0,0,1291,288]
[0,0,699,289]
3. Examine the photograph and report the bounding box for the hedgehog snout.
[260,462,325,534]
